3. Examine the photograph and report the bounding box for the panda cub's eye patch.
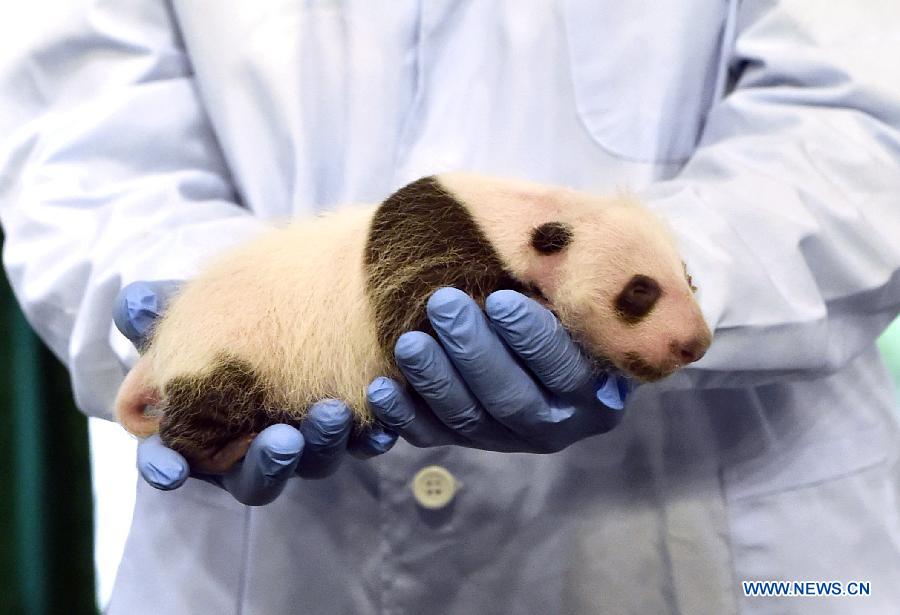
[614,274,661,323]
[530,222,573,254]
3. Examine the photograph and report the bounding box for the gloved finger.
[425,288,551,434]
[366,376,462,448]
[137,434,190,490]
[484,290,629,439]
[347,423,399,459]
[295,400,353,479]
[487,290,632,411]
[595,372,632,411]
[217,424,304,506]
[113,280,183,349]
[485,290,596,396]
[391,332,525,450]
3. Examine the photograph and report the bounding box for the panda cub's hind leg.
[114,356,162,438]
[157,354,299,474]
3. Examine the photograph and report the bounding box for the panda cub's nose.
[670,338,708,364]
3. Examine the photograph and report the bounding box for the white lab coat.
[1,1,900,613]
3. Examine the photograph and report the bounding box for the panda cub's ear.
[530,222,573,254]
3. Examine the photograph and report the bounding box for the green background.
[0,238,897,615]
[0,252,96,615]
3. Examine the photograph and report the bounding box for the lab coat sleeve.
[0,1,268,419]
[648,0,900,390]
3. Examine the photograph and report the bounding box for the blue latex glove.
[367,287,631,453]
[113,280,398,506]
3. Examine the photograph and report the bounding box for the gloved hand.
[367,287,631,453]
[113,280,398,506]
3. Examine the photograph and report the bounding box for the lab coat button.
[412,465,457,509]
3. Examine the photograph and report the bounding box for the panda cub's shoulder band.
[364,176,535,358]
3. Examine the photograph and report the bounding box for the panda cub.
[115,174,712,472]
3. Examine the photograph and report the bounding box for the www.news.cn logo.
[742,580,871,597]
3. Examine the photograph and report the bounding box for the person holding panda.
[1,2,900,614]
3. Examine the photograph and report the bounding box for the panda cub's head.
[385,173,713,382]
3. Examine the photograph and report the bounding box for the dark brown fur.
[622,351,667,381]
[158,355,301,465]
[364,176,539,362]
[530,222,573,254]
[614,274,661,324]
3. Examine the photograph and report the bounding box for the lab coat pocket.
[562,0,732,163]
[723,429,900,612]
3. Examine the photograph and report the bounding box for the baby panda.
[115,174,712,473]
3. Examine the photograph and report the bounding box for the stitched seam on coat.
[234,506,253,615]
